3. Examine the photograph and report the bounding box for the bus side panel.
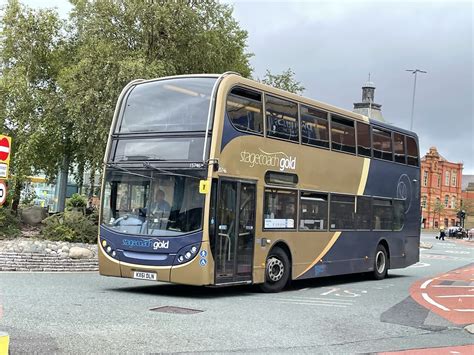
[295,158,420,280]
[363,159,421,236]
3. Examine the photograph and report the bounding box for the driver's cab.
[109,179,172,235]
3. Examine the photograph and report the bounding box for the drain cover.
[149,306,203,314]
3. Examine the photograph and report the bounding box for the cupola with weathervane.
[353,74,385,122]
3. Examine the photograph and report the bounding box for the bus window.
[393,199,405,230]
[331,115,356,154]
[264,188,297,229]
[372,128,393,161]
[300,105,329,148]
[118,77,216,133]
[393,133,406,164]
[373,198,393,230]
[356,122,371,157]
[330,194,355,229]
[299,191,328,231]
[227,87,263,134]
[355,196,371,230]
[406,136,419,166]
[265,171,298,186]
[265,95,299,142]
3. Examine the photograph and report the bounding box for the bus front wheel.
[372,244,389,280]
[260,247,290,293]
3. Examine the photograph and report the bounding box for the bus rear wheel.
[260,247,290,293]
[372,244,388,280]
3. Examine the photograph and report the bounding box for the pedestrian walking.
[439,228,446,241]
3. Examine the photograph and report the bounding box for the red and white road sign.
[0,180,6,206]
[0,137,10,162]
[0,135,12,178]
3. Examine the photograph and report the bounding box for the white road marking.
[422,292,450,311]
[420,279,434,289]
[408,262,431,268]
[453,309,474,312]
[437,295,474,298]
[274,297,353,305]
[298,288,310,292]
[276,300,348,308]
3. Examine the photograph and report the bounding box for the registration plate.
[133,271,157,281]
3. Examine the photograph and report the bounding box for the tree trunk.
[56,155,70,212]
[88,168,95,198]
[10,178,23,214]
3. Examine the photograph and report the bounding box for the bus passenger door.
[215,180,255,284]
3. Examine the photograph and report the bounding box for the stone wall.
[0,252,98,272]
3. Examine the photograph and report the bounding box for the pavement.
[0,232,472,353]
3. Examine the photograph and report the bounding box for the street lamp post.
[406,69,427,131]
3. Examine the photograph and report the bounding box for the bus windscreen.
[118,77,217,133]
[101,170,205,237]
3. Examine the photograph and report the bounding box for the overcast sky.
[3,0,474,174]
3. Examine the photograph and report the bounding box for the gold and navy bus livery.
[99,73,420,292]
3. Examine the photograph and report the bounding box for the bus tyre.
[260,247,290,293]
[372,244,388,280]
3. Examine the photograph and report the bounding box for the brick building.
[461,175,474,228]
[420,147,463,229]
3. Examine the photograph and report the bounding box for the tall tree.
[0,0,252,211]
[62,0,253,182]
[433,200,444,228]
[0,0,69,210]
[260,68,305,95]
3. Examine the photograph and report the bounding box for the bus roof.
[132,73,417,138]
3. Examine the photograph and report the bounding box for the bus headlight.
[174,243,201,265]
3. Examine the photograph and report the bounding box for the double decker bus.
[99,72,420,292]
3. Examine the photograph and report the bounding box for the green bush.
[41,211,98,244]
[66,193,88,208]
[0,207,21,238]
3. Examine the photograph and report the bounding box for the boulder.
[69,247,93,259]
[20,206,48,225]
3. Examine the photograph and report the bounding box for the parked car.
[448,226,461,237]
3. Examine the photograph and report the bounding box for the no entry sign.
[0,137,9,161]
[0,180,6,206]
[0,135,12,179]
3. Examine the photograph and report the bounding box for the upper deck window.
[393,133,406,164]
[301,106,329,148]
[406,136,419,166]
[227,87,263,134]
[266,95,299,142]
[331,115,356,154]
[118,77,217,133]
[372,128,392,161]
[357,122,371,157]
